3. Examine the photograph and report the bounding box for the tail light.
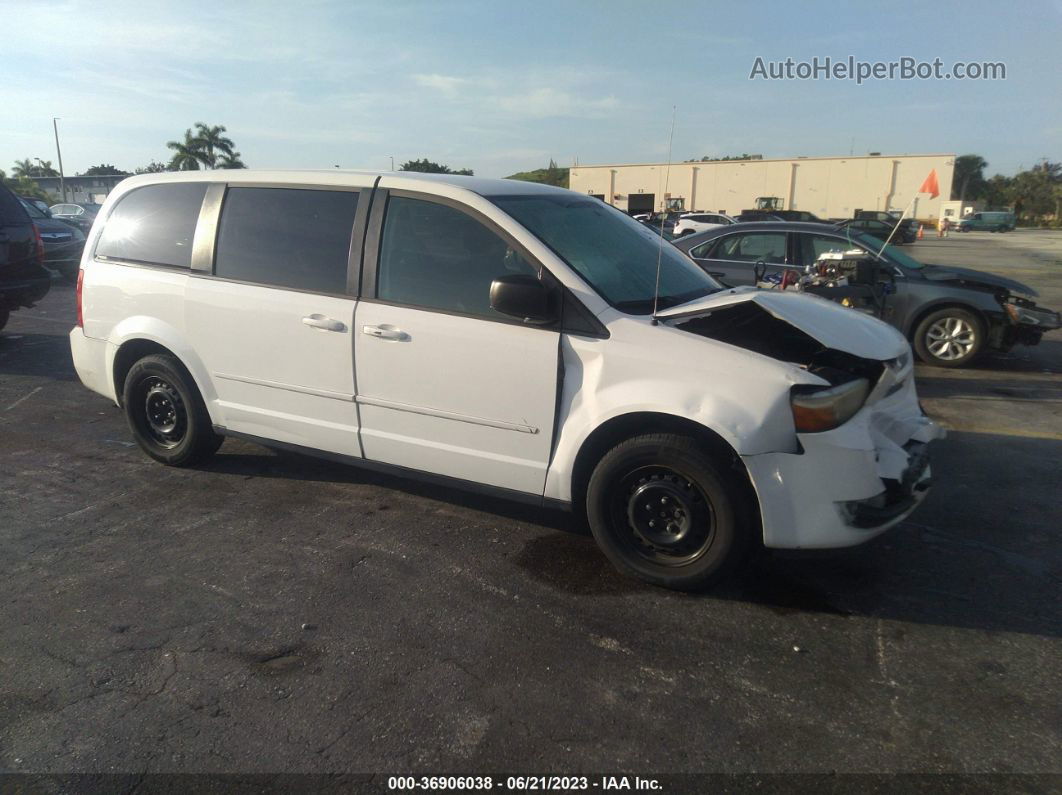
[76,269,85,328]
[32,224,45,265]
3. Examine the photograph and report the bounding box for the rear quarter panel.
[81,261,218,418]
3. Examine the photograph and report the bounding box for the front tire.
[913,307,984,368]
[585,433,750,591]
[122,354,222,466]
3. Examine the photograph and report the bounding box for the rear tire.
[122,354,222,466]
[913,307,984,368]
[0,306,9,331]
[585,433,750,591]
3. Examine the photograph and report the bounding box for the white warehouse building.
[568,153,955,220]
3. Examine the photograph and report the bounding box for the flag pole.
[875,168,939,257]
[875,196,917,257]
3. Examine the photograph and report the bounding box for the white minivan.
[70,171,941,590]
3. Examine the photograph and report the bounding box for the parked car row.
[655,208,919,245]
[18,199,85,281]
[0,185,52,331]
[672,221,1060,368]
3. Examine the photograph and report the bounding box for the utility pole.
[53,117,67,202]
[389,156,394,171]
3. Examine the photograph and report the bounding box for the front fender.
[543,329,811,503]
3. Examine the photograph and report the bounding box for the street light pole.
[53,117,67,202]
[389,156,394,171]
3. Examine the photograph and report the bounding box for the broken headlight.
[791,378,871,433]
[1003,299,1057,327]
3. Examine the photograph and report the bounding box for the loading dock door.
[627,193,654,214]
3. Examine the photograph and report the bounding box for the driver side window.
[377,196,538,319]
[800,234,864,266]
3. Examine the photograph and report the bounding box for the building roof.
[572,153,956,170]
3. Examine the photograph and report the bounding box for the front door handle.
[362,324,409,341]
[302,314,346,332]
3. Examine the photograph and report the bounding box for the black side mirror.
[490,274,557,324]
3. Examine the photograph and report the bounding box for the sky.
[2,0,1060,179]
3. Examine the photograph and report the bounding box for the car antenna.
[651,106,677,326]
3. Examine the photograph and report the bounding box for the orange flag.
[919,169,940,198]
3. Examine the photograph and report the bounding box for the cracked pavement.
[0,231,1059,775]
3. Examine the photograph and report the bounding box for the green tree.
[165,123,244,170]
[192,122,236,168]
[82,164,128,176]
[11,158,60,177]
[506,159,570,188]
[399,158,473,175]
[12,158,36,177]
[167,128,204,170]
[215,151,246,169]
[982,174,1011,209]
[135,161,171,174]
[952,154,988,201]
[0,170,53,202]
[1007,160,1062,221]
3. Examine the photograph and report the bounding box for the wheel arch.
[904,299,991,340]
[112,339,178,408]
[569,412,760,530]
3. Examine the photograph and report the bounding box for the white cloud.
[496,87,621,119]
[412,73,469,94]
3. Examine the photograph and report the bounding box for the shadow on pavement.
[199,429,1061,638]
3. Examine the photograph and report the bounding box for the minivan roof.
[114,169,575,199]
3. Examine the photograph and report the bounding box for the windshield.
[491,195,721,314]
[836,227,925,270]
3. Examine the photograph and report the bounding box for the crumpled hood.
[920,264,1037,297]
[656,287,908,361]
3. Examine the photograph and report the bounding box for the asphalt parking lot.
[1,230,1059,780]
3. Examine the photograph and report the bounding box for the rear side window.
[0,186,31,226]
[214,187,357,294]
[96,183,207,268]
[706,232,787,263]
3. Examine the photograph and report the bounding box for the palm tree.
[167,129,203,171]
[953,155,988,202]
[193,122,235,169]
[12,158,36,177]
[215,151,246,169]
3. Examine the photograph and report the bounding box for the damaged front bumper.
[1002,301,1061,348]
[742,369,944,549]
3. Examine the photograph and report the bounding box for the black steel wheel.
[586,433,750,590]
[123,354,222,466]
[140,375,187,449]
[609,465,716,566]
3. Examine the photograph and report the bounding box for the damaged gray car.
[675,221,1062,367]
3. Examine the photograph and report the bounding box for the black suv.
[0,184,52,331]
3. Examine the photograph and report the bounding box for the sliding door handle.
[302,314,347,332]
[362,325,409,341]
